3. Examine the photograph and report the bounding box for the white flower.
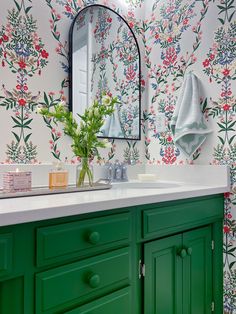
[102,95,111,106]
[88,108,93,118]
[36,105,43,114]
[102,139,112,148]
[94,108,99,116]
[58,101,66,109]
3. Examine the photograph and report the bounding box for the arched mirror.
[69,4,141,140]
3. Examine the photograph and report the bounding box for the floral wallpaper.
[0,0,236,312]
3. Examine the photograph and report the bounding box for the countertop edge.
[0,185,228,227]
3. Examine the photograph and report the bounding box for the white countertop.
[0,182,229,227]
[0,165,230,227]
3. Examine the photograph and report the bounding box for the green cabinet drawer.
[65,287,131,314]
[0,233,13,278]
[37,212,131,267]
[142,196,223,240]
[35,247,130,314]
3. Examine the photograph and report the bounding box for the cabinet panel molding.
[36,247,130,314]
[37,212,131,267]
[0,233,13,278]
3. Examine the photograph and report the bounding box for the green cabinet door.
[144,226,213,314]
[144,234,183,314]
[183,226,212,314]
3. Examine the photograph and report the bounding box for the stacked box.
[3,171,32,192]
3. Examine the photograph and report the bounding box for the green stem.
[77,158,93,187]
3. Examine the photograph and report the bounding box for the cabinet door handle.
[178,249,187,258]
[88,231,100,244]
[88,273,101,288]
[187,247,192,256]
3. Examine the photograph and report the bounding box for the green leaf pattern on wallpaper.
[0,0,236,311]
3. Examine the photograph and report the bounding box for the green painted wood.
[0,276,24,314]
[36,247,130,314]
[212,221,223,314]
[0,233,12,278]
[183,226,212,314]
[142,195,224,240]
[65,287,131,313]
[144,234,183,314]
[37,212,131,267]
[0,195,224,314]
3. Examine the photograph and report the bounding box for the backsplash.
[0,0,235,312]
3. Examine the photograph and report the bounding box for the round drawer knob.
[88,273,100,288]
[178,249,187,258]
[88,231,100,244]
[187,247,192,256]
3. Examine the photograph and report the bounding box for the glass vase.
[76,158,93,188]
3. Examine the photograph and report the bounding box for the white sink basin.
[112,181,181,189]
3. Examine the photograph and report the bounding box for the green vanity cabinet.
[0,194,223,314]
[144,226,212,314]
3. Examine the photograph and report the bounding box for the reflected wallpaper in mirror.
[69,5,141,140]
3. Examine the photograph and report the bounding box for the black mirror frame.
[68,4,141,141]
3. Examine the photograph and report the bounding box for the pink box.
[3,170,32,192]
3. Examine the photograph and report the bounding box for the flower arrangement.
[38,93,119,186]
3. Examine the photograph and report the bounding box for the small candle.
[3,169,32,193]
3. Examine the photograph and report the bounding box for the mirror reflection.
[69,5,141,140]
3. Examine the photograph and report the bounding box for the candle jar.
[3,170,32,192]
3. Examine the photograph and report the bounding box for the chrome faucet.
[105,160,128,182]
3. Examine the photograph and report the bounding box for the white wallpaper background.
[0,0,235,312]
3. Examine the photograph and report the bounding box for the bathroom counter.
[0,171,229,227]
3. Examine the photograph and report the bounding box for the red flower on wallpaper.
[35,45,41,51]
[203,59,210,67]
[18,98,26,106]
[129,22,134,28]
[41,50,49,59]
[223,225,230,233]
[65,5,72,12]
[222,68,230,76]
[125,65,136,81]
[18,60,26,69]
[141,79,146,86]
[2,34,9,42]
[223,104,230,111]
[163,47,177,66]
[209,54,215,60]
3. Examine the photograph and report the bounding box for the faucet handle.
[104,162,114,181]
[121,162,128,181]
[114,163,122,181]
